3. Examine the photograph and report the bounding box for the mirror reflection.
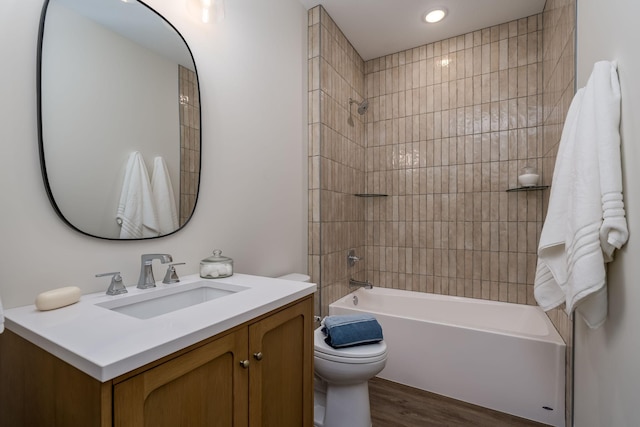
[39,0,201,239]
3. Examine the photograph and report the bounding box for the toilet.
[277,273,388,427]
[313,327,387,427]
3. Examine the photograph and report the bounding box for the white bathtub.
[329,287,565,427]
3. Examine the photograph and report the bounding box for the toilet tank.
[277,273,311,282]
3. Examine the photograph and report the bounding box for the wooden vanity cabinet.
[0,295,313,427]
[113,327,250,426]
[248,296,313,426]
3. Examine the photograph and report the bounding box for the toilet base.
[314,378,326,427]
[313,377,373,427]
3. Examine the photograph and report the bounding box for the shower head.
[357,99,369,115]
[349,97,369,115]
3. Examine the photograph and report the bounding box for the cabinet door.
[248,297,314,427]
[114,328,249,427]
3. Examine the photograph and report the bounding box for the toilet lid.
[314,327,387,359]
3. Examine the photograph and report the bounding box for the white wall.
[43,2,179,238]
[0,0,308,308]
[574,0,640,425]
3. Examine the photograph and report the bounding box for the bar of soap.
[35,286,82,311]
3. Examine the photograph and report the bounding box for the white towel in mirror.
[116,151,160,238]
[151,156,179,234]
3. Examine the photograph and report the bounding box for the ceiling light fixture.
[423,8,447,24]
[186,0,225,24]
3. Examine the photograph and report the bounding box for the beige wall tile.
[311,9,575,367]
[353,13,546,305]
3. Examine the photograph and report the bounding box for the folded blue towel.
[322,314,383,348]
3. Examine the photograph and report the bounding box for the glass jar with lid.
[200,249,234,278]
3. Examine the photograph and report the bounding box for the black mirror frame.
[36,0,202,240]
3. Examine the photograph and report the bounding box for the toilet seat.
[314,328,387,364]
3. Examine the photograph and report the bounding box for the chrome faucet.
[347,248,371,289]
[349,278,373,290]
[137,254,173,289]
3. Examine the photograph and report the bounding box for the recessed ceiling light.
[424,8,447,24]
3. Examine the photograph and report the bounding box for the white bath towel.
[116,152,160,239]
[534,61,628,329]
[151,156,179,234]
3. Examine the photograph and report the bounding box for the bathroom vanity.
[0,274,315,426]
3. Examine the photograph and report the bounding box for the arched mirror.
[38,0,201,240]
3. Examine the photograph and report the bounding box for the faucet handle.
[96,272,128,296]
[163,262,186,284]
[347,249,362,267]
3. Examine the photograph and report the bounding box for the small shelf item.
[506,185,550,192]
[354,193,388,197]
[518,166,540,187]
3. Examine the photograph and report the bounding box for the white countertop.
[4,274,316,382]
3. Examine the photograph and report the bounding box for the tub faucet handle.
[347,249,362,267]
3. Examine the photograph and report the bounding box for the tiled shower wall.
[309,5,576,316]
[309,3,576,421]
[179,65,200,226]
[362,16,545,304]
[308,7,367,316]
[541,0,576,424]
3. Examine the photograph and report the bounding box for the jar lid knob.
[213,249,222,256]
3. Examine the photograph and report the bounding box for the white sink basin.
[96,280,248,319]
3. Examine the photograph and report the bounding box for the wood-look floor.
[369,378,548,427]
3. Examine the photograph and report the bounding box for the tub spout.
[349,278,373,290]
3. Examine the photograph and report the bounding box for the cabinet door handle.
[239,360,250,368]
[253,352,263,361]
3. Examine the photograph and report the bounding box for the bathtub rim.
[330,287,566,346]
